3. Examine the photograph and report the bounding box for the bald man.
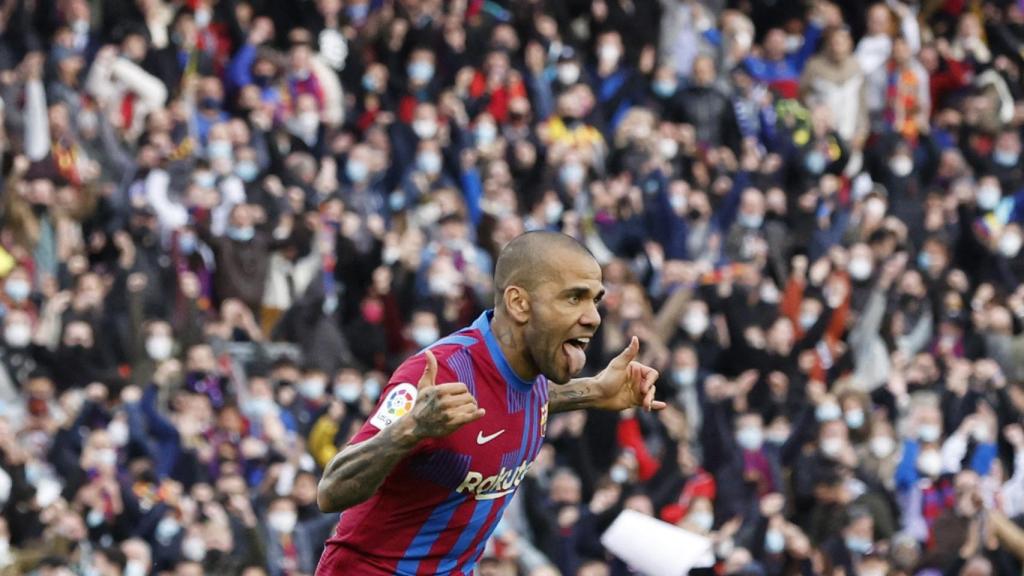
[316,231,664,575]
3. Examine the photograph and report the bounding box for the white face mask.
[557,64,580,85]
[978,185,1002,210]
[609,464,629,484]
[683,313,709,336]
[146,335,174,361]
[845,409,865,429]
[411,324,439,348]
[870,436,895,458]
[598,45,621,65]
[182,537,206,561]
[299,378,326,400]
[155,516,181,543]
[246,397,276,417]
[889,155,913,177]
[687,511,714,532]
[95,448,117,469]
[849,257,873,281]
[194,8,211,28]
[918,424,941,443]
[1000,233,1022,258]
[760,283,780,304]
[412,119,438,140]
[800,312,819,330]
[417,152,442,175]
[295,111,320,135]
[334,382,361,403]
[545,201,564,224]
[363,378,381,400]
[475,123,497,146]
[765,529,785,554]
[124,560,147,576]
[4,279,30,302]
[674,368,697,387]
[268,510,298,533]
[917,450,943,477]
[736,427,763,451]
[820,437,844,458]
[108,420,129,447]
[816,403,841,422]
[660,138,679,159]
[560,163,585,186]
[670,195,687,213]
[4,323,31,348]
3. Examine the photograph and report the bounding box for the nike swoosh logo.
[476,429,505,445]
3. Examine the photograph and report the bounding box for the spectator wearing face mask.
[197,203,271,314]
[263,496,315,576]
[678,55,741,154]
[587,31,642,136]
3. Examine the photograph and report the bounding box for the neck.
[491,308,539,381]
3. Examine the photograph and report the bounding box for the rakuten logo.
[455,461,531,500]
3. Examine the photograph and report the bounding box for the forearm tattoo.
[548,379,596,413]
[317,419,418,513]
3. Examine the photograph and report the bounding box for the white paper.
[600,509,713,576]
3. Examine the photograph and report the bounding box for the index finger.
[434,382,472,396]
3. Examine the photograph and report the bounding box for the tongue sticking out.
[563,342,587,375]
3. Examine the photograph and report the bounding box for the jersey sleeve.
[347,350,458,446]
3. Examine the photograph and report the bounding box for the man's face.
[524,250,604,383]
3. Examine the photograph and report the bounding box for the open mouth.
[565,337,591,351]
[562,337,591,375]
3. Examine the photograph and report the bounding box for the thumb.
[418,350,437,389]
[613,336,640,367]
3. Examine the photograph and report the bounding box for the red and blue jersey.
[316,311,550,575]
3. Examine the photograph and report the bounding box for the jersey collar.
[472,310,537,393]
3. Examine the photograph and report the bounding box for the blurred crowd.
[3,0,1024,575]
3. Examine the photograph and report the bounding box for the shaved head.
[494,232,595,308]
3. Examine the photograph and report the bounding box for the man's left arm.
[548,336,665,414]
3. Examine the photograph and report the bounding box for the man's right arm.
[317,350,484,513]
[316,414,420,513]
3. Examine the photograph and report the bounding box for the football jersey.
[315,310,550,576]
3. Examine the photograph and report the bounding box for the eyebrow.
[562,286,606,301]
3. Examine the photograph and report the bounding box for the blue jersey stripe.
[516,391,533,462]
[463,497,515,572]
[523,392,539,463]
[427,334,478,350]
[396,493,464,574]
[435,499,496,574]
[446,348,477,396]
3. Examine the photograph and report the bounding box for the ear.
[503,285,531,324]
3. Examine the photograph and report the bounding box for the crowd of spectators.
[4,0,1024,575]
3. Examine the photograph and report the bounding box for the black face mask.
[297,502,319,520]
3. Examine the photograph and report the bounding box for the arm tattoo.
[317,417,419,513]
[548,378,596,413]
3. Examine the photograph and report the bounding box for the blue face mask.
[207,140,232,160]
[652,80,677,98]
[408,61,434,83]
[917,251,932,270]
[347,160,369,183]
[346,3,370,23]
[845,536,872,555]
[417,152,442,175]
[4,279,30,303]
[178,234,198,255]
[805,150,827,174]
[227,226,255,242]
[994,149,1019,168]
[195,173,216,189]
[235,161,259,183]
[362,74,378,93]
